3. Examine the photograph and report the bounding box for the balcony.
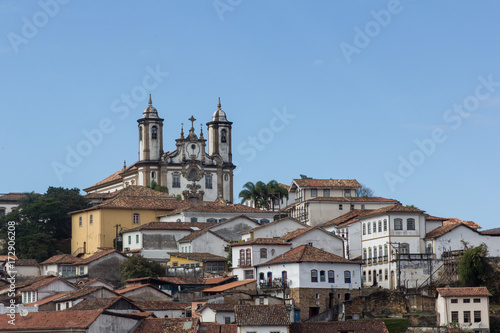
[259,277,290,290]
[238,259,252,267]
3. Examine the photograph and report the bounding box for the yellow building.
[168,252,228,274]
[71,186,188,258]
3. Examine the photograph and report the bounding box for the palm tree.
[239,180,289,210]
[265,180,289,211]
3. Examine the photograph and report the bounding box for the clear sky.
[1,1,499,230]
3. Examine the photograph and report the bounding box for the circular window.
[191,144,196,150]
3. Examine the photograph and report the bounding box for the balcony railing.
[259,277,290,290]
[238,259,252,266]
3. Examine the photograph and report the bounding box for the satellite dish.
[19,309,28,317]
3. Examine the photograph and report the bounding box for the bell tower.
[138,94,164,162]
[207,98,232,163]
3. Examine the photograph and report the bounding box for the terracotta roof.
[321,209,373,228]
[203,280,256,293]
[54,286,118,302]
[116,284,170,296]
[69,297,135,311]
[278,183,290,190]
[126,221,216,232]
[85,164,139,190]
[134,301,190,310]
[245,216,307,233]
[425,214,448,221]
[169,252,227,262]
[280,226,337,241]
[235,304,290,326]
[199,323,237,333]
[292,179,361,189]
[0,192,33,202]
[198,303,236,313]
[290,321,389,333]
[84,192,116,200]
[6,275,55,292]
[79,249,126,264]
[426,220,481,239]
[19,276,75,292]
[75,278,113,287]
[258,245,358,266]
[0,255,17,261]
[437,286,492,297]
[230,238,291,247]
[40,254,81,265]
[23,291,71,307]
[362,204,425,218]
[134,317,200,333]
[304,196,398,203]
[443,218,481,230]
[156,277,204,285]
[13,259,39,266]
[0,309,104,330]
[165,201,274,215]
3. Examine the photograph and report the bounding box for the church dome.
[212,97,228,122]
[142,94,159,119]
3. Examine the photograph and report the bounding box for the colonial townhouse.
[287,178,398,226]
[280,226,345,257]
[359,204,428,290]
[240,217,307,241]
[230,238,291,280]
[0,192,33,217]
[255,245,362,321]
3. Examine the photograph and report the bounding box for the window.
[400,243,409,254]
[282,270,287,282]
[368,248,372,259]
[367,222,371,234]
[363,271,366,282]
[128,235,131,245]
[244,270,254,279]
[362,223,366,235]
[311,270,318,282]
[0,208,5,217]
[260,248,267,259]
[79,266,84,275]
[350,204,355,210]
[79,216,82,227]
[207,218,217,222]
[463,298,470,303]
[339,204,343,210]
[190,217,198,222]
[383,219,387,231]
[368,270,372,281]
[308,242,313,246]
[89,214,93,225]
[373,247,377,259]
[224,316,231,324]
[463,311,471,323]
[239,249,245,265]
[384,244,388,258]
[363,249,367,260]
[136,234,139,244]
[451,299,458,303]
[394,218,403,230]
[384,269,388,280]
[173,174,180,188]
[451,311,458,323]
[373,222,376,233]
[260,219,270,224]
[328,270,334,283]
[246,249,251,265]
[473,298,481,303]
[344,189,351,197]
[378,246,382,260]
[344,271,351,283]
[259,272,265,281]
[320,270,326,282]
[323,189,330,197]
[172,261,178,267]
[407,218,415,230]
[152,126,157,139]
[133,213,140,224]
[474,310,481,323]
[205,175,212,189]
[378,220,382,232]
[139,126,143,141]
[220,129,227,143]
[311,189,317,197]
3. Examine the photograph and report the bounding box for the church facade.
[84,96,236,203]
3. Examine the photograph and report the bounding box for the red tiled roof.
[203,280,256,293]
[437,286,492,297]
[321,209,373,228]
[54,286,118,302]
[40,254,81,265]
[292,179,361,189]
[127,221,216,232]
[443,218,481,230]
[13,259,39,266]
[19,276,75,292]
[425,214,448,221]
[290,321,389,333]
[85,164,139,190]
[156,277,204,285]
[258,245,357,266]
[165,201,274,215]
[134,301,190,310]
[426,219,481,239]
[362,204,425,218]
[23,291,71,307]
[305,196,398,203]
[0,255,17,261]
[0,192,35,202]
[199,303,236,313]
[280,226,337,241]
[134,317,200,333]
[0,309,104,330]
[246,216,307,233]
[199,323,237,333]
[169,252,227,262]
[79,249,126,264]
[69,297,137,311]
[230,238,291,247]
[235,304,289,326]
[116,284,170,296]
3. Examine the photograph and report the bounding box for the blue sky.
[1,1,499,230]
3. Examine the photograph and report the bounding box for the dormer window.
[221,129,227,143]
[152,126,157,139]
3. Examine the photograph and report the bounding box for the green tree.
[0,187,89,261]
[119,255,164,282]
[458,244,490,287]
[238,180,288,209]
[148,180,169,193]
[299,174,312,179]
[356,184,375,197]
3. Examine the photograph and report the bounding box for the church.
[84,96,236,203]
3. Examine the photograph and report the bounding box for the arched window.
[407,218,415,230]
[362,223,366,235]
[328,270,334,283]
[400,243,410,254]
[239,249,245,265]
[368,270,372,282]
[267,272,272,286]
[344,271,351,283]
[259,272,265,281]
[363,248,367,260]
[378,220,382,232]
[311,270,318,282]
[152,126,157,139]
[245,249,251,265]
[373,222,376,233]
[368,248,372,260]
[383,219,387,231]
[282,271,287,283]
[394,218,403,230]
[367,222,371,234]
[373,247,377,259]
[320,270,326,282]
[221,129,227,143]
[378,245,383,261]
[205,175,212,189]
[260,248,267,259]
[139,126,143,141]
[384,269,388,280]
[384,244,388,258]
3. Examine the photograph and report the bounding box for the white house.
[0,192,31,217]
[359,204,428,290]
[197,303,235,324]
[436,286,491,331]
[19,276,78,304]
[230,238,291,281]
[280,226,344,257]
[240,217,307,241]
[178,229,230,257]
[255,244,362,321]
